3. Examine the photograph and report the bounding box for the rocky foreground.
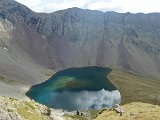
[1,96,160,120]
[0,96,96,120]
[0,96,53,120]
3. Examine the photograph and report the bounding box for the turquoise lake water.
[26,66,121,111]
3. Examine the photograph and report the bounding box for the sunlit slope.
[108,69,160,105]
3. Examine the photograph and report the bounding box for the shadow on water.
[26,66,121,111]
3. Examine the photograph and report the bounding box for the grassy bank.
[108,69,160,105]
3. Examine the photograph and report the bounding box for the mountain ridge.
[1,0,160,84]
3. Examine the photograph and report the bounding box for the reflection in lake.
[26,66,121,111]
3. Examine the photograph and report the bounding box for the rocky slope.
[0,96,98,120]
[0,96,71,120]
[1,0,160,84]
[0,96,52,120]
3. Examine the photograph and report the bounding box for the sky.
[15,0,160,13]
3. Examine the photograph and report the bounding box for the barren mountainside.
[1,0,160,85]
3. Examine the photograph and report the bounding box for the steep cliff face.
[1,0,160,83]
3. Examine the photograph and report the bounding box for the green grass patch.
[64,114,88,120]
[17,103,45,120]
[0,75,16,84]
[108,69,160,105]
[88,110,101,119]
[7,108,15,112]
[0,75,5,80]
[25,102,35,110]
[41,69,54,76]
